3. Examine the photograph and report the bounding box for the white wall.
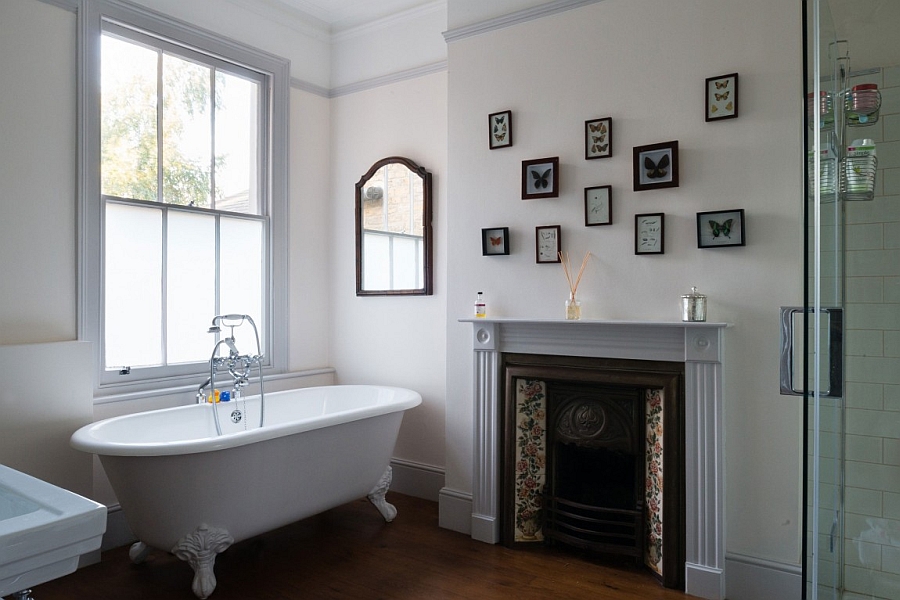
[329,72,449,472]
[444,0,805,569]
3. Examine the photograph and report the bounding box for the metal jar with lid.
[681,286,707,322]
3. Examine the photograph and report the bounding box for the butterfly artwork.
[488,111,513,149]
[633,142,678,191]
[482,227,510,255]
[644,153,670,180]
[697,210,744,247]
[706,73,738,121]
[585,118,612,159]
[522,157,559,198]
[709,218,733,238]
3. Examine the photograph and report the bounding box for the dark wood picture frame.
[705,73,738,122]
[522,157,559,199]
[635,213,665,255]
[697,208,745,248]
[585,117,612,159]
[584,185,612,226]
[489,110,513,149]
[535,225,561,263]
[633,141,679,191]
[482,227,510,255]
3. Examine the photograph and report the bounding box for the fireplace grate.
[542,493,644,563]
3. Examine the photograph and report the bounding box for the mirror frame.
[355,156,433,296]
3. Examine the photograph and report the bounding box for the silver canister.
[681,286,707,322]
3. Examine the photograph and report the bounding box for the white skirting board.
[725,552,802,600]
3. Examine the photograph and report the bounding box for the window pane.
[220,217,264,352]
[162,53,211,207]
[392,236,419,289]
[167,211,216,364]
[215,72,259,214]
[105,203,162,369]
[101,35,158,201]
[363,233,391,290]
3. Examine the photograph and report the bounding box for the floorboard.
[31,494,701,599]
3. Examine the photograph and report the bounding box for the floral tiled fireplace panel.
[500,354,685,589]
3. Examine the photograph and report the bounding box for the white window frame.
[78,0,289,396]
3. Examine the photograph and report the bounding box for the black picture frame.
[697,209,745,248]
[489,110,513,149]
[585,117,612,159]
[633,141,679,191]
[635,213,665,255]
[482,227,510,255]
[535,225,561,263]
[584,185,612,226]
[705,73,738,122]
[522,157,559,199]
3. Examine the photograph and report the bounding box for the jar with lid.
[681,287,707,322]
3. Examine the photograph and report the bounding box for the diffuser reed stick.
[559,251,591,298]
[559,251,590,320]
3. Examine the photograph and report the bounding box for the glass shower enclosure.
[801,1,900,598]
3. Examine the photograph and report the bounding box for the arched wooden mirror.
[355,156,433,296]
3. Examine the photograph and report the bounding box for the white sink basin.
[0,465,106,596]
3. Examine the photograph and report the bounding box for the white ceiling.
[260,0,437,32]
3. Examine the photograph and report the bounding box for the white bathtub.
[70,384,421,599]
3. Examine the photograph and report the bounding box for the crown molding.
[35,0,80,12]
[328,60,447,98]
[331,0,446,42]
[289,76,330,98]
[443,0,603,43]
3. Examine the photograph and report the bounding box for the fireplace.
[461,318,727,600]
[500,354,685,588]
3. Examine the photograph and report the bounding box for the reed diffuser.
[559,251,591,320]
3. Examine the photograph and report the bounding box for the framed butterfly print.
[482,227,510,256]
[522,157,559,199]
[706,73,738,122]
[584,185,612,226]
[535,225,561,263]
[633,141,679,191]
[635,213,665,255]
[697,208,745,248]
[489,110,513,149]
[585,117,612,159]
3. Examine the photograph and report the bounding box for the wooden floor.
[33,494,699,600]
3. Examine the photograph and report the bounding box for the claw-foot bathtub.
[70,385,421,599]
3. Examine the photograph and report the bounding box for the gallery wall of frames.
[481,72,745,263]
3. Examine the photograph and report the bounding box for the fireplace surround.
[464,318,727,600]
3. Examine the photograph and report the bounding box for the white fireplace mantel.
[462,318,728,600]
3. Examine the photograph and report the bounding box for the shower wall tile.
[847,277,883,303]
[883,546,900,575]
[884,66,900,88]
[886,331,900,357]
[885,277,900,303]
[878,140,900,170]
[847,223,884,250]
[885,114,900,142]
[846,382,884,410]
[846,460,900,492]
[847,486,883,517]
[885,437,900,465]
[847,407,900,440]
[845,538,882,570]
[885,492,900,520]
[885,384,900,411]
[846,196,900,224]
[846,249,900,277]
[847,329,884,357]
[885,222,900,248]
[884,167,900,195]
[847,434,884,463]
[846,303,900,330]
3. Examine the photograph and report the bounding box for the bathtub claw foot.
[172,524,233,599]
[129,541,150,564]
[367,466,397,522]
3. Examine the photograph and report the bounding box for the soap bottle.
[474,292,486,318]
